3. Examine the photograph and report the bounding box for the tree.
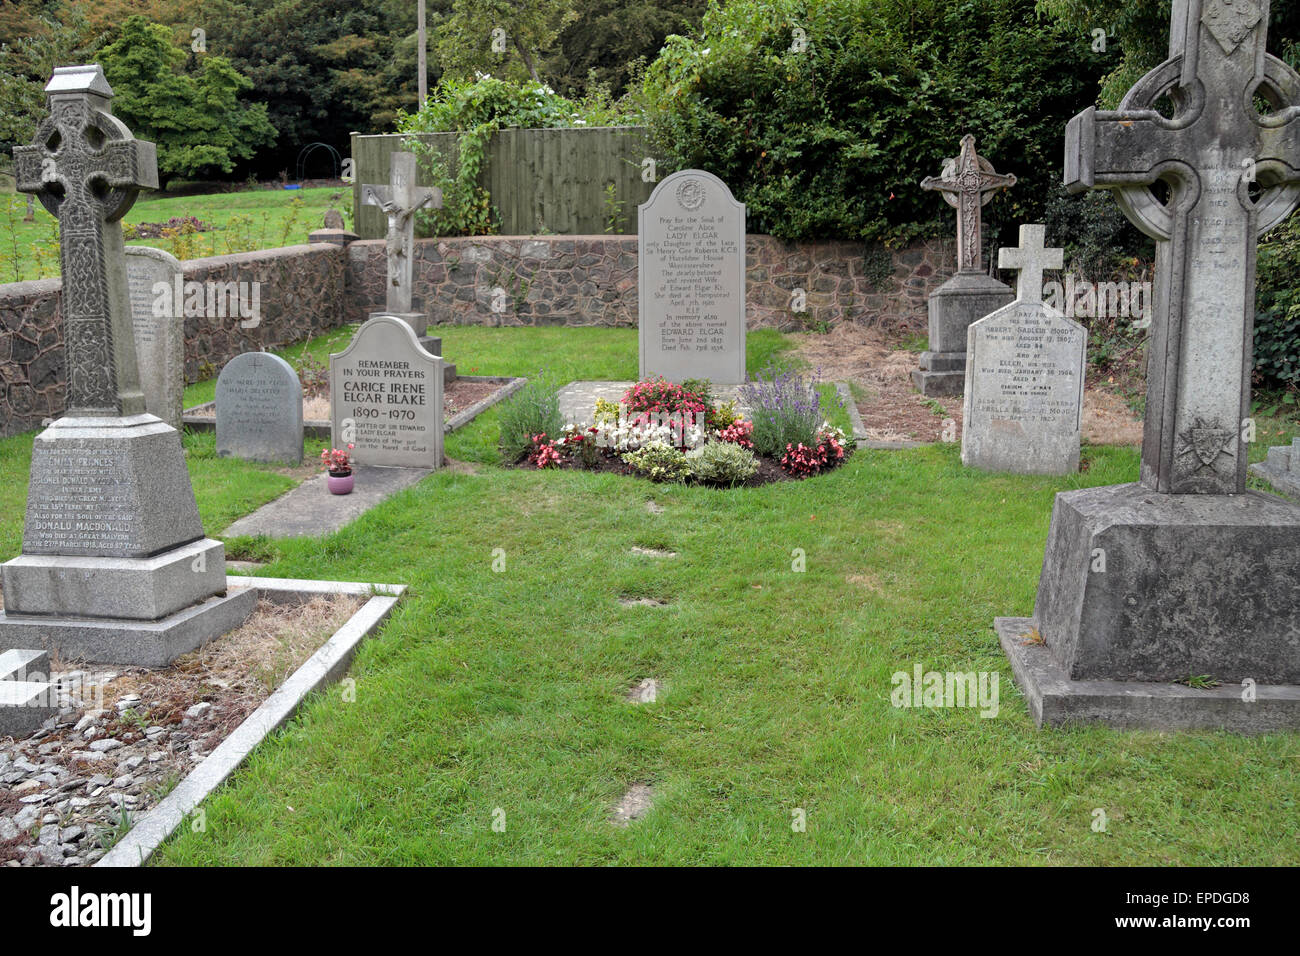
[193,0,422,177]
[0,3,100,158]
[98,15,276,188]
[1037,0,1300,107]
[434,0,577,82]
[549,0,707,96]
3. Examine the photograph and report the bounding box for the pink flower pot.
[326,472,354,495]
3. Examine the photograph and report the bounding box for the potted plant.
[321,444,355,495]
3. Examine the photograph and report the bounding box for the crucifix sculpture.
[361,151,441,316]
[1066,0,1300,494]
[922,134,1017,274]
[14,65,157,417]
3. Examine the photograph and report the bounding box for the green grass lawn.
[0,185,350,283]
[2,327,1297,865]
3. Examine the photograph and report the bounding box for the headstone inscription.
[125,245,185,430]
[330,314,445,469]
[962,225,1085,475]
[215,352,304,464]
[360,151,441,337]
[912,135,1016,396]
[995,0,1300,731]
[0,65,252,667]
[638,169,746,386]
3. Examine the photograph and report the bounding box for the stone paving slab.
[222,465,433,539]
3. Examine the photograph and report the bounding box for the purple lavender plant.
[740,365,841,458]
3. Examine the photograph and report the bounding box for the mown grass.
[2,327,1296,865]
[0,186,348,283]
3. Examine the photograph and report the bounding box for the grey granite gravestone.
[638,169,746,386]
[996,1,1300,731]
[125,245,185,430]
[360,151,441,337]
[1250,437,1300,498]
[330,314,445,469]
[215,352,303,464]
[962,225,1085,475]
[0,65,252,667]
[912,135,1016,396]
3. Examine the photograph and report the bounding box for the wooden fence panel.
[351,127,655,238]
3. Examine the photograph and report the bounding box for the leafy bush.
[623,441,690,482]
[498,370,563,463]
[687,442,759,487]
[641,0,1105,244]
[1256,216,1300,391]
[739,365,827,458]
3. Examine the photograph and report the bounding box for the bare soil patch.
[789,325,1144,446]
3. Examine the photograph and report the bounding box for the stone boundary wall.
[0,244,347,438]
[346,235,955,330]
[1,235,952,437]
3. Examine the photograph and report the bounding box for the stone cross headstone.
[922,134,1018,276]
[14,65,155,418]
[216,352,303,464]
[962,224,1085,475]
[1,65,249,668]
[125,246,185,430]
[330,314,445,469]
[1066,0,1300,494]
[361,151,440,335]
[996,3,1300,731]
[638,169,746,385]
[912,136,1016,396]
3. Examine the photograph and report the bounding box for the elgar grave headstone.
[638,169,746,386]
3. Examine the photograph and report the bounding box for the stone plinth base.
[912,350,966,397]
[998,482,1300,731]
[2,539,226,620]
[1032,483,1300,684]
[0,587,257,668]
[996,618,1300,732]
[913,272,1013,397]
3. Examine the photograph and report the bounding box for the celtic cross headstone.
[996,2,1300,731]
[921,134,1017,275]
[14,64,157,418]
[1065,0,1300,494]
[912,135,1017,396]
[0,66,253,667]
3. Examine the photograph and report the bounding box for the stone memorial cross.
[921,134,1017,274]
[1066,0,1300,494]
[997,224,1064,303]
[361,151,441,315]
[14,65,158,417]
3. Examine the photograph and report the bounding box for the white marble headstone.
[962,225,1084,475]
[329,314,445,469]
[125,246,185,430]
[638,169,746,385]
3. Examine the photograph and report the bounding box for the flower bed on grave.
[501,370,854,488]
